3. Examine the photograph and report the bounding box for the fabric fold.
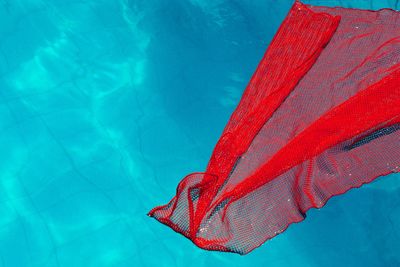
[149,0,400,254]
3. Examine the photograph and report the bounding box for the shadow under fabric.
[148,0,400,255]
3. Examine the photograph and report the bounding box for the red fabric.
[149,1,400,254]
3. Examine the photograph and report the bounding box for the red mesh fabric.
[148,0,400,254]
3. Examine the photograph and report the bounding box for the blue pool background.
[1,0,399,266]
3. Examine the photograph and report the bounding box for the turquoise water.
[1,0,399,266]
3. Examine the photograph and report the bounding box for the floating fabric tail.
[148,0,400,255]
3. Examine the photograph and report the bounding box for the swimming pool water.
[0,0,399,266]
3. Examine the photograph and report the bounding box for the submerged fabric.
[149,1,400,254]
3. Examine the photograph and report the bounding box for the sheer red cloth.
[148,1,400,254]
